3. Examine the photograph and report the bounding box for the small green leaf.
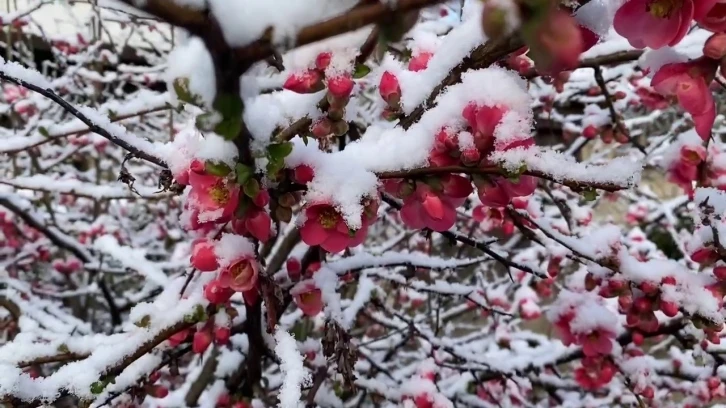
[108,110,118,121]
[38,126,49,137]
[582,189,598,202]
[235,163,254,185]
[193,304,207,322]
[195,112,218,132]
[205,161,231,177]
[57,343,70,354]
[134,315,151,328]
[348,228,357,238]
[213,93,244,140]
[235,195,251,218]
[301,134,309,145]
[90,381,106,395]
[244,178,260,199]
[172,77,196,105]
[267,142,294,161]
[353,63,371,79]
[266,159,284,179]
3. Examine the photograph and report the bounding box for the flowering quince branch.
[9,0,726,406]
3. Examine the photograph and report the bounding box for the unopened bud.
[705,32,726,60]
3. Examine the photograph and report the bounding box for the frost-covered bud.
[311,117,332,138]
[460,147,481,166]
[204,279,234,304]
[379,71,401,107]
[327,74,354,99]
[286,257,302,280]
[408,52,433,72]
[193,329,213,354]
[190,238,219,272]
[293,164,315,184]
[582,125,599,139]
[283,70,323,94]
[660,300,679,317]
[315,52,332,71]
[704,33,726,60]
[214,326,231,345]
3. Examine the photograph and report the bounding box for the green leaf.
[57,343,70,354]
[244,178,260,199]
[195,112,218,132]
[266,158,284,179]
[353,63,371,79]
[90,381,106,395]
[172,77,201,105]
[267,142,293,161]
[235,163,254,185]
[134,315,151,328]
[205,161,231,177]
[213,93,244,140]
[108,110,118,121]
[38,126,49,137]
[582,189,598,202]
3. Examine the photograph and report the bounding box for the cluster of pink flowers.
[612,0,726,140]
[299,199,378,253]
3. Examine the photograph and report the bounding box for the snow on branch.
[274,328,310,408]
[0,57,168,168]
[0,175,171,200]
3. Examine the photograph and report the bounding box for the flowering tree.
[4,0,726,406]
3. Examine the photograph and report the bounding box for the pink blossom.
[300,202,376,253]
[188,170,240,223]
[292,281,324,316]
[651,57,718,140]
[232,209,272,242]
[396,176,472,232]
[218,257,259,292]
[574,357,616,390]
[293,164,315,184]
[579,329,615,357]
[697,0,726,32]
[614,0,715,49]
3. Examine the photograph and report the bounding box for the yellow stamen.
[209,182,230,205]
[647,0,682,18]
[319,209,338,229]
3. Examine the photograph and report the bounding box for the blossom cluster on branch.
[2,0,726,407]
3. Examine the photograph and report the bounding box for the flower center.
[647,0,682,18]
[231,261,252,282]
[300,290,319,305]
[319,209,338,229]
[209,181,230,205]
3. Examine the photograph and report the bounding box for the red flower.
[300,202,376,253]
[396,176,472,232]
[292,281,324,316]
[697,0,726,32]
[574,357,616,390]
[614,0,715,49]
[218,257,259,292]
[579,329,615,357]
[204,279,234,304]
[652,58,718,140]
[188,169,239,224]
